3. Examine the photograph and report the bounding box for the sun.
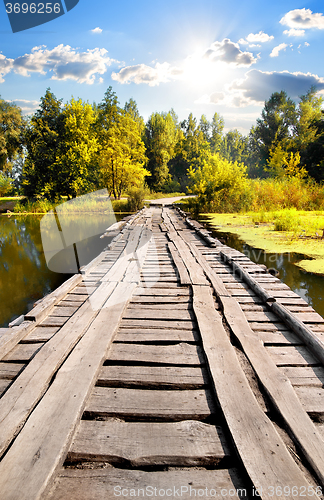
[181,51,228,89]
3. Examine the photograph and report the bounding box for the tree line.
[0,85,323,201]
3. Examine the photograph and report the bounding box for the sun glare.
[182,51,228,88]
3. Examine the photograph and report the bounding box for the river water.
[199,216,324,319]
[0,213,127,328]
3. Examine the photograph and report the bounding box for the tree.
[23,89,64,199]
[220,129,249,165]
[144,111,178,191]
[210,112,224,153]
[188,152,249,212]
[251,91,297,169]
[55,98,99,198]
[0,98,25,175]
[99,111,148,199]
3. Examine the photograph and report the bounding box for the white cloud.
[12,45,116,84]
[239,31,274,45]
[112,62,183,86]
[270,43,288,57]
[229,69,324,105]
[204,38,257,66]
[283,28,305,37]
[0,54,14,83]
[91,27,102,34]
[198,70,324,109]
[280,8,324,30]
[7,99,40,115]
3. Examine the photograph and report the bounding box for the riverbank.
[203,210,324,275]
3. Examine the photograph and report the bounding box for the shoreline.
[202,212,324,276]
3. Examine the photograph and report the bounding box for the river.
[199,216,324,319]
[0,212,127,328]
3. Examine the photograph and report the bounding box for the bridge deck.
[0,206,324,500]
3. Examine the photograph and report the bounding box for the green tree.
[220,129,249,164]
[56,98,99,198]
[0,98,25,175]
[23,89,64,199]
[144,111,178,191]
[251,91,297,169]
[99,112,149,199]
[188,152,249,212]
[210,112,224,153]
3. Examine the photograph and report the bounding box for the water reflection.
[199,217,324,319]
[0,213,126,328]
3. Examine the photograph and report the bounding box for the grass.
[204,209,324,275]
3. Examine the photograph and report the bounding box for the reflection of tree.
[0,216,68,327]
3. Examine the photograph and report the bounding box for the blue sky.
[1,0,324,134]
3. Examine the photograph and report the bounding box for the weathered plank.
[167,241,191,285]
[258,330,302,345]
[85,387,216,421]
[120,319,195,330]
[0,362,24,379]
[267,346,320,366]
[115,330,199,343]
[97,365,208,388]
[281,366,324,387]
[192,284,318,498]
[122,308,194,321]
[108,343,204,365]
[68,420,228,466]
[2,343,44,362]
[295,386,324,420]
[22,327,60,343]
[0,281,137,500]
[46,468,244,500]
[0,281,118,460]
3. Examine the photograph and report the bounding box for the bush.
[273,209,302,232]
[126,186,148,212]
[0,174,14,197]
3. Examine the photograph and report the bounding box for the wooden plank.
[46,468,244,500]
[0,280,118,460]
[120,319,194,330]
[134,287,190,296]
[2,343,44,362]
[51,306,79,317]
[22,327,60,343]
[62,294,89,303]
[97,365,208,389]
[127,303,191,310]
[244,311,281,322]
[167,241,191,285]
[0,379,10,396]
[122,308,194,321]
[258,330,302,345]
[267,346,320,366]
[40,316,70,327]
[115,331,199,343]
[24,274,83,323]
[167,230,207,286]
[281,366,324,387]
[108,343,204,365]
[192,284,317,498]
[85,387,216,421]
[68,420,229,466]
[0,363,24,379]
[295,386,324,419]
[131,295,190,304]
[0,281,137,500]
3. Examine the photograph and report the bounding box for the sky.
[1,0,324,134]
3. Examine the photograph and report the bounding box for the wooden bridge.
[0,206,324,500]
